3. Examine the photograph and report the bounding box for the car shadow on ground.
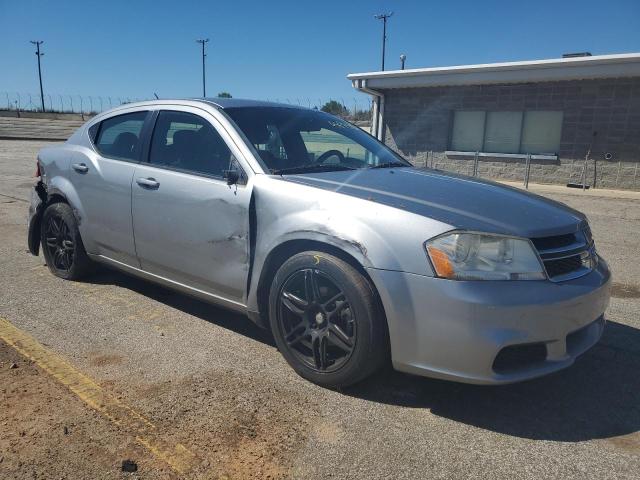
[85,267,639,443]
[83,267,275,346]
[345,320,640,442]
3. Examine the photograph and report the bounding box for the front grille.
[544,255,584,278]
[531,226,595,281]
[583,224,593,245]
[530,233,577,251]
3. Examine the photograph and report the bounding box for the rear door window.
[94,111,148,162]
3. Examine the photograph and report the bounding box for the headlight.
[425,232,546,281]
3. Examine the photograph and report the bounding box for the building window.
[484,111,523,153]
[520,111,563,154]
[450,111,485,151]
[450,110,563,155]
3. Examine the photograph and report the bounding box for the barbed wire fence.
[1,92,373,122]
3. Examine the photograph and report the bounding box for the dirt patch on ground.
[0,337,315,479]
[0,340,177,480]
[611,282,640,299]
[607,432,640,454]
[88,352,125,367]
[132,370,318,479]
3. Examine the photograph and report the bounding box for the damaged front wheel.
[41,202,93,280]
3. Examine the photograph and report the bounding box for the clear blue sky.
[1,0,639,106]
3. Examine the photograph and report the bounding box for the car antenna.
[153,92,159,99]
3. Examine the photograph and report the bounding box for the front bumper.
[367,259,611,384]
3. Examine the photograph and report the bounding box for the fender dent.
[288,229,368,259]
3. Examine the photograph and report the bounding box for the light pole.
[196,38,210,97]
[400,54,406,70]
[30,40,45,112]
[374,12,393,71]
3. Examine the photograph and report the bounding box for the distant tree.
[217,92,232,98]
[352,108,372,122]
[321,100,348,116]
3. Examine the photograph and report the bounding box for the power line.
[196,38,210,97]
[374,12,393,71]
[30,40,45,112]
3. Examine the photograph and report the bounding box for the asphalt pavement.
[1,140,639,479]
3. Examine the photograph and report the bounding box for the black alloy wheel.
[268,251,388,388]
[44,214,75,272]
[278,268,356,372]
[40,202,93,280]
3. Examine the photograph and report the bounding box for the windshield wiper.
[271,164,358,175]
[368,161,410,169]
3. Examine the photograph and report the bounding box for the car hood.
[282,168,586,238]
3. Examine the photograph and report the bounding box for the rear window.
[94,111,147,162]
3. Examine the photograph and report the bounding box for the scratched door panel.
[131,164,251,303]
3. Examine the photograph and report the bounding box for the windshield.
[224,107,411,174]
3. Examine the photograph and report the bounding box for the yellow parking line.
[0,317,198,474]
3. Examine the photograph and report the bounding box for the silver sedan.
[28,99,611,387]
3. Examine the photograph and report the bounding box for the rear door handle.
[72,163,89,173]
[136,177,160,189]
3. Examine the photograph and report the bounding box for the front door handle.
[136,177,160,189]
[72,163,89,173]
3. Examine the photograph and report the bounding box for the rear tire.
[268,251,388,388]
[40,202,93,280]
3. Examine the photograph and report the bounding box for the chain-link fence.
[1,92,149,115]
[263,97,373,123]
[408,150,635,190]
[1,92,373,122]
[409,151,540,188]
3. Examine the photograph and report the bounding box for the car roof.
[90,98,311,121]
[90,98,316,123]
[200,98,307,110]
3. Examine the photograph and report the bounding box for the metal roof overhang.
[349,53,640,90]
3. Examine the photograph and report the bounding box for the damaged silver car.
[28,99,611,387]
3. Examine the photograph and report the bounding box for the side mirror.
[223,169,240,185]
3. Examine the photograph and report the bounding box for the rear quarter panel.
[38,127,99,253]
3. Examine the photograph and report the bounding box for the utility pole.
[374,12,393,71]
[196,38,210,97]
[400,54,406,70]
[30,40,45,111]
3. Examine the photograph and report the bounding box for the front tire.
[268,251,388,388]
[40,202,93,280]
